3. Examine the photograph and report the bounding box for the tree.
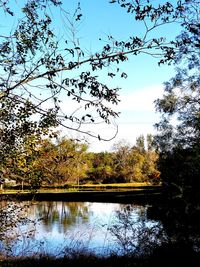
[88,152,114,183]
[112,140,133,182]
[0,0,189,145]
[33,137,89,186]
[147,134,154,151]
[154,0,200,252]
[111,137,159,183]
[0,128,45,189]
[155,0,200,193]
[135,135,145,153]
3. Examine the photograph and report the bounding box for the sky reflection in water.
[3,201,161,256]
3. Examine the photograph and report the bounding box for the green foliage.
[155,0,200,193]
[86,136,160,184]
[111,136,160,183]
[136,135,145,153]
[154,0,200,252]
[0,133,159,187]
[29,137,90,186]
[0,0,121,145]
[87,152,114,183]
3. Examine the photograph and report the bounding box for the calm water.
[0,201,163,256]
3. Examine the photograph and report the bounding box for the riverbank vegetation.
[0,0,200,265]
[1,247,199,267]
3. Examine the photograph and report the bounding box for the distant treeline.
[0,134,160,188]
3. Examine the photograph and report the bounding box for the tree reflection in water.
[35,202,91,233]
[0,201,165,257]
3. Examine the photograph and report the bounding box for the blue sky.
[57,0,180,151]
[1,0,181,151]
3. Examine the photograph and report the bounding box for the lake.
[0,201,164,257]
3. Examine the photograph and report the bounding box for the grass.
[76,182,152,187]
[0,183,163,203]
[1,182,160,194]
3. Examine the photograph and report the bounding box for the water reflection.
[33,202,91,233]
[0,201,163,256]
[109,204,166,255]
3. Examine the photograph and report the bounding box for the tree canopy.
[154,0,200,193]
[153,0,200,252]
[0,0,192,141]
[155,0,200,151]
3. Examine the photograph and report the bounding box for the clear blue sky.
[2,0,181,151]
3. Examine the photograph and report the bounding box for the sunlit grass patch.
[77,182,152,188]
[0,182,161,195]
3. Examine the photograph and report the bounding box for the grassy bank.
[0,182,161,193]
[0,183,163,203]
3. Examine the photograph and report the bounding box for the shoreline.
[0,187,164,204]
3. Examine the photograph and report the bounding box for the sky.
[57,0,180,152]
[2,0,180,152]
